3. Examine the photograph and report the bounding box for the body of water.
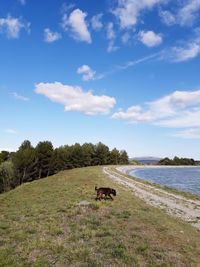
[129,167,200,196]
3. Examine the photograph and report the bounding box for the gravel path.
[103,166,200,230]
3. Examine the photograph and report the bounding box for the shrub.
[0,161,14,193]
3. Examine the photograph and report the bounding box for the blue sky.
[1,0,200,159]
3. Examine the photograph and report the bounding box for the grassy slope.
[0,167,200,267]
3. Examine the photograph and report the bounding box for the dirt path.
[103,166,200,230]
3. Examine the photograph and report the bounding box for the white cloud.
[4,129,17,134]
[160,1,200,27]
[61,13,68,31]
[11,92,29,101]
[178,0,200,26]
[173,128,200,139]
[0,15,30,39]
[138,30,163,47]
[112,105,153,122]
[162,30,200,62]
[61,9,92,43]
[35,82,116,115]
[91,13,103,31]
[159,10,176,26]
[107,22,115,40]
[112,90,200,130]
[170,42,200,62]
[113,0,166,29]
[156,109,200,128]
[44,28,61,43]
[106,22,118,52]
[77,65,97,81]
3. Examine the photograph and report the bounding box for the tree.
[70,143,85,168]
[35,141,54,178]
[13,140,37,184]
[1,139,130,194]
[159,157,173,165]
[0,151,10,163]
[0,161,14,193]
[93,142,110,165]
[158,157,196,166]
[109,148,120,165]
[173,156,180,165]
[82,143,95,166]
[51,146,73,173]
[119,150,129,165]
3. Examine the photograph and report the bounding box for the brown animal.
[95,186,116,201]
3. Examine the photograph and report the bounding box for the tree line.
[0,140,129,193]
[158,156,199,166]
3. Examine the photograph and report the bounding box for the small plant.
[89,202,100,210]
[119,210,131,219]
[136,243,149,255]
[112,243,127,258]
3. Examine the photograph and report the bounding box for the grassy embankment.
[1,166,200,267]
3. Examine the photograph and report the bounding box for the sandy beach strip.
[117,164,200,175]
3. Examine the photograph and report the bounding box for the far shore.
[117,164,200,175]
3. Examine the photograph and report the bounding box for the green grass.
[0,166,200,266]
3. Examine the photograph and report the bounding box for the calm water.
[129,167,200,196]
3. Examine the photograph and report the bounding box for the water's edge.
[124,165,200,196]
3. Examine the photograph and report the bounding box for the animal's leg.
[96,192,100,201]
[99,192,104,201]
[109,194,113,200]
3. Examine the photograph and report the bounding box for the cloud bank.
[112,89,200,138]
[35,82,116,115]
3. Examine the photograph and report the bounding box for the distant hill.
[131,157,162,165]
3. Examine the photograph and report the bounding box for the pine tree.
[109,148,120,165]
[35,141,54,178]
[119,150,129,165]
[93,142,110,165]
[13,140,37,184]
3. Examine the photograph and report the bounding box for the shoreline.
[104,166,200,230]
[116,164,200,175]
[117,165,200,198]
